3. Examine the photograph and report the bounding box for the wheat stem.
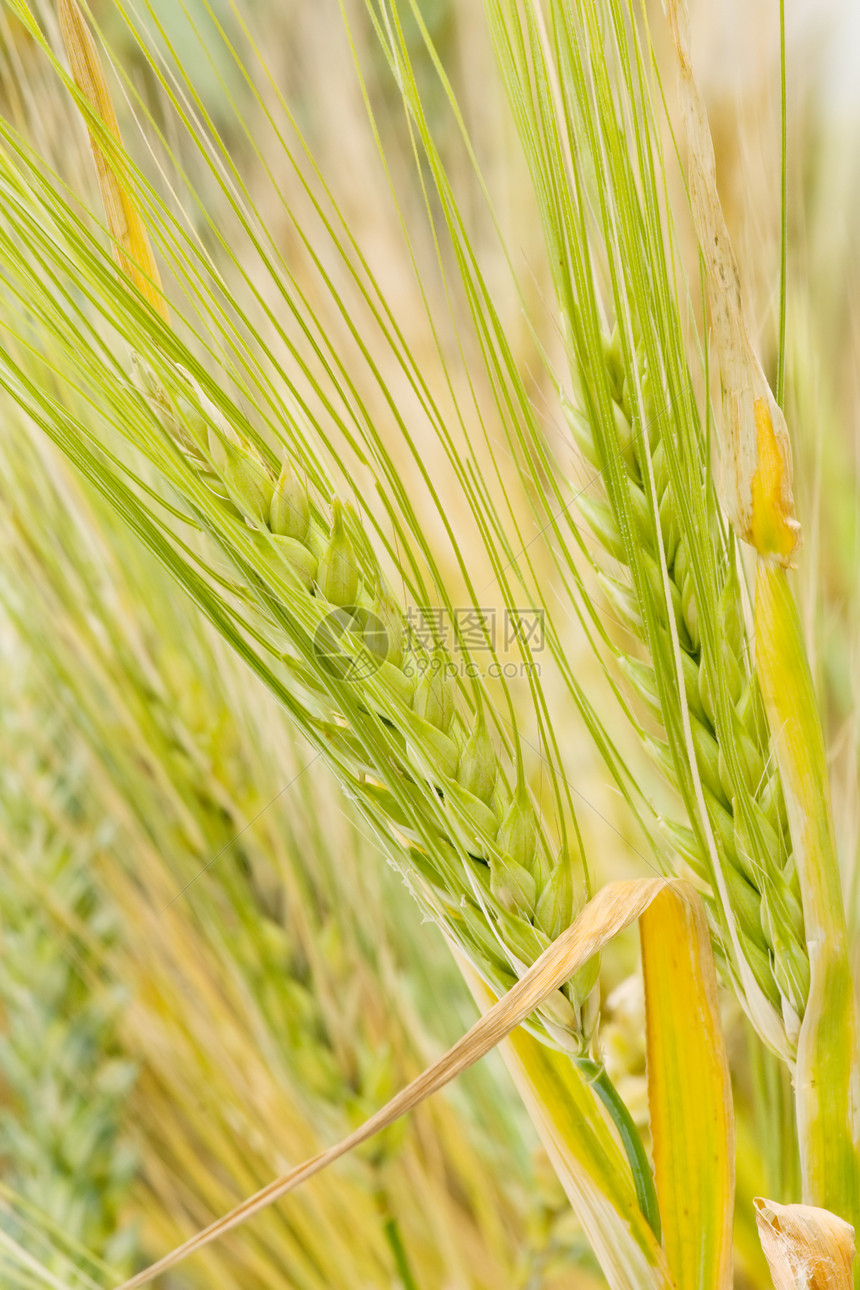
[755,562,860,1232]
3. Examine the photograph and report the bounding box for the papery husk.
[755,1198,854,1288]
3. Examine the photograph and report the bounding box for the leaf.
[641,881,734,1288]
[57,0,167,321]
[754,1199,855,1289]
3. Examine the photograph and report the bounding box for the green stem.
[576,1059,662,1243]
[462,962,668,1287]
[376,1187,420,1290]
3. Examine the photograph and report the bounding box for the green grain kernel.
[217,438,273,526]
[457,712,498,803]
[318,499,360,607]
[270,457,310,541]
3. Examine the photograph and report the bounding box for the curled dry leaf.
[665,0,801,566]
[113,879,667,1287]
[755,1198,855,1288]
[115,879,734,1290]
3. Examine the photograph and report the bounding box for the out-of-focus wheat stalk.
[0,707,139,1286]
[0,421,589,1285]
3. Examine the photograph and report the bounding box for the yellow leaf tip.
[750,397,802,566]
[59,0,168,322]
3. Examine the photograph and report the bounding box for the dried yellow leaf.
[665,0,801,565]
[115,878,734,1290]
[58,0,168,321]
[751,398,801,563]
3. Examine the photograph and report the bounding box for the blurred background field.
[1,0,858,1286]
